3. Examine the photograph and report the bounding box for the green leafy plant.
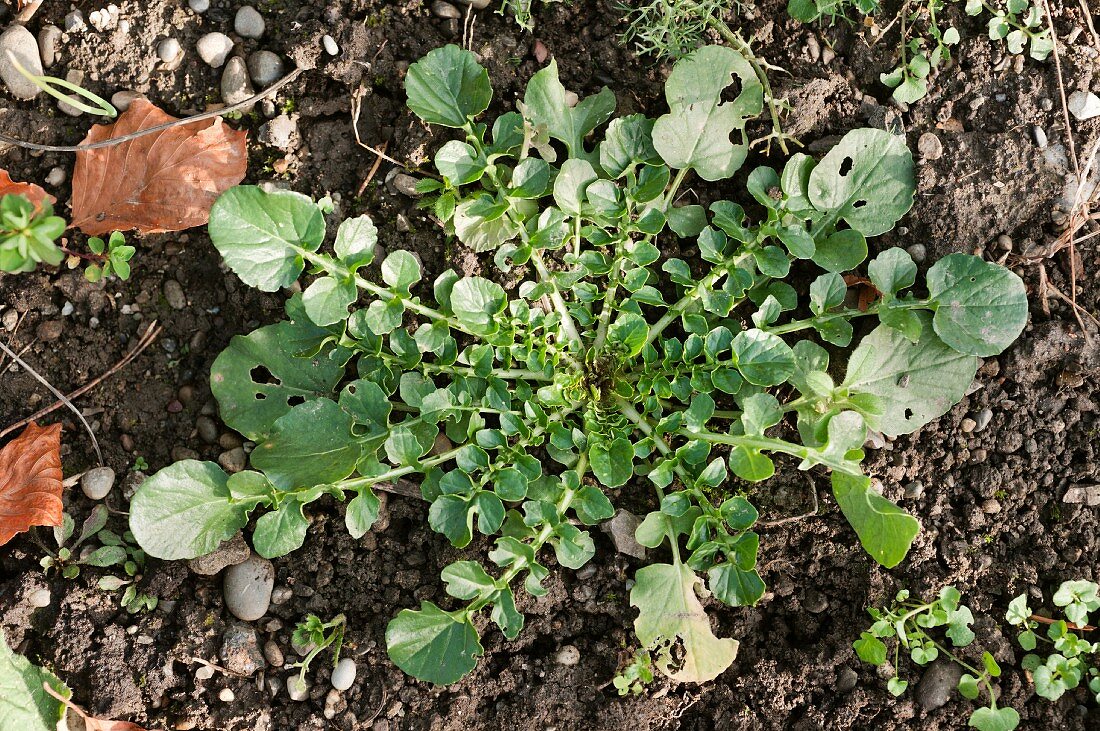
[127,43,1027,687]
[878,0,961,104]
[613,648,656,695]
[84,231,135,282]
[967,0,1053,61]
[855,587,1020,731]
[288,613,346,686]
[0,193,66,273]
[787,0,881,24]
[1007,580,1100,704]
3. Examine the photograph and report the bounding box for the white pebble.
[195,665,214,681]
[287,675,310,701]
[330,657,356,691]
[28,588,51,608]
[188,0,210,12]
[81,466,116,500]
[218,688,235,702]
[61,301,74,317]
[234,6,266,39]
[157,38,182,64]
[322,35,339,56]
[197,33,234,69]
[1068,90,1100,121]
[554,645,580,666]
[45,166,66,187]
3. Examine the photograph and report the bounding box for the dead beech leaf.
[43,682,147,731]
[0,168,55,210]
[0,421,63,546]
[70,99,247,235]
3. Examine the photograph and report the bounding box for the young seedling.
[612,648,656,695]
[38,506,129,580]
[1007,580,1100,704]
[287,613,346,690]
[855,587,1020,731]
[83,231,135,283]
[0,193,66,273]
[128,43,1027,687]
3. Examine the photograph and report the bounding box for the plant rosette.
[129,44,1028,686]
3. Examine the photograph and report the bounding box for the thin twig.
[0,310,28,371]
[357,141,388,196]
[186,655,249,678]
[15,0,43,23]
[0,338,103,464]
[0,321,161,441]
[1028,613,1096,632]
[350,85,403,167]
[1079,0,1100,54]
[0,67,305,153]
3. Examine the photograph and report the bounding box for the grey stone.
[111,90,145,111]
[554,645,580,666]
[906,243,926,264]
[81,466,115,500]
[223,553,274,621]
[247,50,283,87]
[38,26,61,68]
[835,667,858,693]
[258,113,298,151]
[388,173,421,197]
[455,0,491,8]
[433,1,462,18]
[917,132,942,160]
[0,26,44,100]
[330,657,356,690]
[234,6,265,38]
[188,532,250,575]
[602,509,645,560]
[45,167,65,187]
[188,0,210,13]
[974,408,993,432]
[163,279,186,310]
[803,589,829,614]
[218,447,247,474]
[1068,90,1100,121]
[221,56,254,108]
[64,11,85,33]
[196,415,218,443]
[157,38,182,64]
[219,621,265,676]
[57,69,85,116]
[197,32,233,68]
[915,660,964,710]
[28,588,51,608]
[263,640,284,667]
[1063,484,1100,506]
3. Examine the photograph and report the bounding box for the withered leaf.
[0,168,55,210]
[0,421,63,546]
[70,99,247,235]
[43,683,147,731]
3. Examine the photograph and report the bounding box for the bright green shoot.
[0,193,66,273]
[287,613,347,686]
[128,44,1027,687]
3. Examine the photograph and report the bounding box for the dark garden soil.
[1,0,1099,729]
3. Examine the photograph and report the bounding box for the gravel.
[27,588,51,608]
[322,35,339,56]
[37,26,61,68]
[915,660,964,710]
[157,38,182,64]
[330,658,357,691]
[0,26,44,100]
[219,622,265,676]
[432,1,462,18]
[287,675,310,701]
[1068,90,1100,121]
[554,645,580,666]
[63,11,85,33]
[263,640,284,667]
[218,447,247,474]
[601,510,645,559]
[247,50,283,87]
[258,114,298,151]
[223,553,274,621]
[221,56,254,107]
[197,32,233,68]
[188,0,210,12]
[234,6,265,38]
[111,90,145,111]
[163,279,186,310]
[81,467,116,500]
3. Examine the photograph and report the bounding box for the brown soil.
[1,0,1099,729]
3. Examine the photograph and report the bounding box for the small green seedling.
[856,587,1020,731]
[39,506,130,580]
[612,648,656,695]
[128,44,1027,688]
[84,231,135,282]
[0,193,66,273]
[287,613,346,686]
[1007,580,1100,704]
[967,0,1053,61]
[7,53,116,117]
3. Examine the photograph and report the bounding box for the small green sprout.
[287,613,347,686]
[84,231,135,283]
[0,193,66,273]
[856,587,1020,731]
[38,506,129,580]
[612,649,655,695]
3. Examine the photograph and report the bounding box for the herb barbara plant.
[128,44,1027,686]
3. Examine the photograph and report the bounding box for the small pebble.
[0,26,45,100]
[218,688,235,702]
[1068,90,1100,121]
[218,447,247,473]
[960,418,976,433]
[163,280,186,310]
[554,645,580,666]
[111,90,145,112]
[28,588,51,608]
[45,166,66,187]
[996,234,1013,252]
[221,56,254,108]
[247,50,284,87]
[904,481,925,499]
[234,6,266,39]
[263,640,284,667]
[1032,126,1048,149]
[455,0,491,7]
[157,38,182,64]
[64,10,85,33]
[917,132,942,161]
[906,243,926,264]
[270,586,293,605]
[223,553,275,621]
[331,657,357,691]
[197,33,234,68]
[188,0,210,12]
[432,1,462,18]
[195,665,215,681]
[60,301,74,317]
[974,408,993,432]
[322,34,339,56]
[388,173,421,197]
[81,466,116,500]
[287,675,310,702]
[38,26,61,68]
[982,498,1002,515]
[196,415,218,443]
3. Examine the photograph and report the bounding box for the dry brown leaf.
[69,99,247,235]
[0,168,55,210]
[0,421,63,546]
[43,683,147,731]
